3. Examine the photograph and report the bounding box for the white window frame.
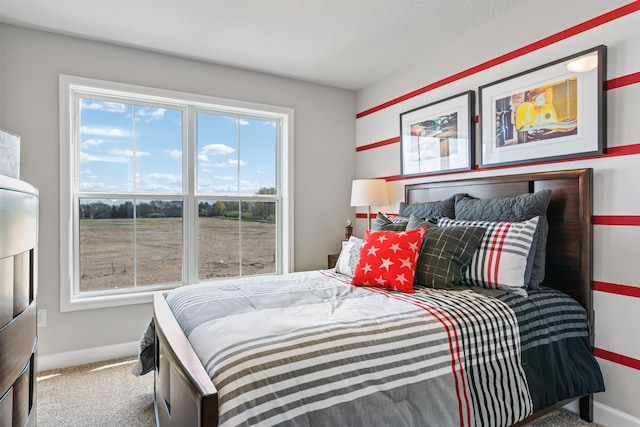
[59,75,294,311]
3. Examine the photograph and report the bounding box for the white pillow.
[334,236,363,277]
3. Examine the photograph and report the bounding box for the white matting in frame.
[479,45,606,168]
[400,90,474,177]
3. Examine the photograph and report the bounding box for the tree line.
[79,187,276,222]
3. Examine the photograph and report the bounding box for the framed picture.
[400,90,475,177]
[479,45,606,168]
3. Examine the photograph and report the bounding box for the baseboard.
[564,400,640,427]
[37,341,140,372]
[595,401,640,427]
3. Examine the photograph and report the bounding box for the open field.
[79,217,276,292]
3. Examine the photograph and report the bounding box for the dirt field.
[79,217,276,292]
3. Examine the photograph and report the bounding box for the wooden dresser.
[0,175,38,427]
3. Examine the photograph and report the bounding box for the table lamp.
[350,179,389,230]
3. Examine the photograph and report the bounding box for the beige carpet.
[37,357,600,426]
[37,357,154,426]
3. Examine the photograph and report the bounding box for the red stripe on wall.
[357,142,640,182]
[593,215,640,226]
[594,347,640,371]
[606,143,640,157]
[356,136,399,152]
[356,2,640,119]
[594,281,640,298]
[607,71,640,90]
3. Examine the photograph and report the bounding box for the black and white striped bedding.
[164,270,603,427]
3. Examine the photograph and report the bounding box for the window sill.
[60,288,162,312]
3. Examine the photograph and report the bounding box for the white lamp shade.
[350,179,389,207]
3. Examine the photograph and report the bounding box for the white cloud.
[223,117,250,126]
[79,181,107,191]
[167,149,182,159]
[196,177,265,195]
[82,138,104,148]
[214,185,238,192]
[80,149,150,163]
[138,173,183,192]
[201,143,235,156]
[79,151,127,163]
[212,159,247,167]
[142,173,181,183]
[110,149,151,157]
[81,126,127,137]
[136,107,166,123]
[81,100,128,113]
[239,179,261,192]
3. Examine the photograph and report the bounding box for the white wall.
[355,0,640,424]
[0,24,356,366]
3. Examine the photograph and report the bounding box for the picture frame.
[479,45,606,168]
[400,90,475,177]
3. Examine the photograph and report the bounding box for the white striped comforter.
[166,270,533,427]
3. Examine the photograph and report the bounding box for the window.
[60,75,293,311]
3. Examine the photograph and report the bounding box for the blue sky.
[78,98,277,195]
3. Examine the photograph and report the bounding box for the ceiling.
[0,0,536,90]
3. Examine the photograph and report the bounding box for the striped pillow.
[437,216,539,296]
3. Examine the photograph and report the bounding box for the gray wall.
[0,24,356,361]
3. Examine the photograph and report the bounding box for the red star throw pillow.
[351,228,426,293]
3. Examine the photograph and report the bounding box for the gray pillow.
[414,226,486,289]
[406,214,430,231]
[454,189,552,289]
[399,193,467,220]
[371,212,408,231]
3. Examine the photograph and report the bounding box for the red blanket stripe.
[367,287,471,427]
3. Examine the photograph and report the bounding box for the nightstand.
[328,253,340,269]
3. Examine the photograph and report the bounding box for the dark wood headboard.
[405,168,593,318]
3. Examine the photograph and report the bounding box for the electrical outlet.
[37,309,48,327]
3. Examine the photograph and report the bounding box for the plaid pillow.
[437,216,539,296]
[414,226,486,289]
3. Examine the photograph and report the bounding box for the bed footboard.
[153,292,219,427]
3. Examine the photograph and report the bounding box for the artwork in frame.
[479,45,606,168]
[400,90,475,177]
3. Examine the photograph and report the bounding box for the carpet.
[36,357,600,426]
[37,357,154,426]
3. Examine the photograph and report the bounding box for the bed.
[145,167,604,427]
